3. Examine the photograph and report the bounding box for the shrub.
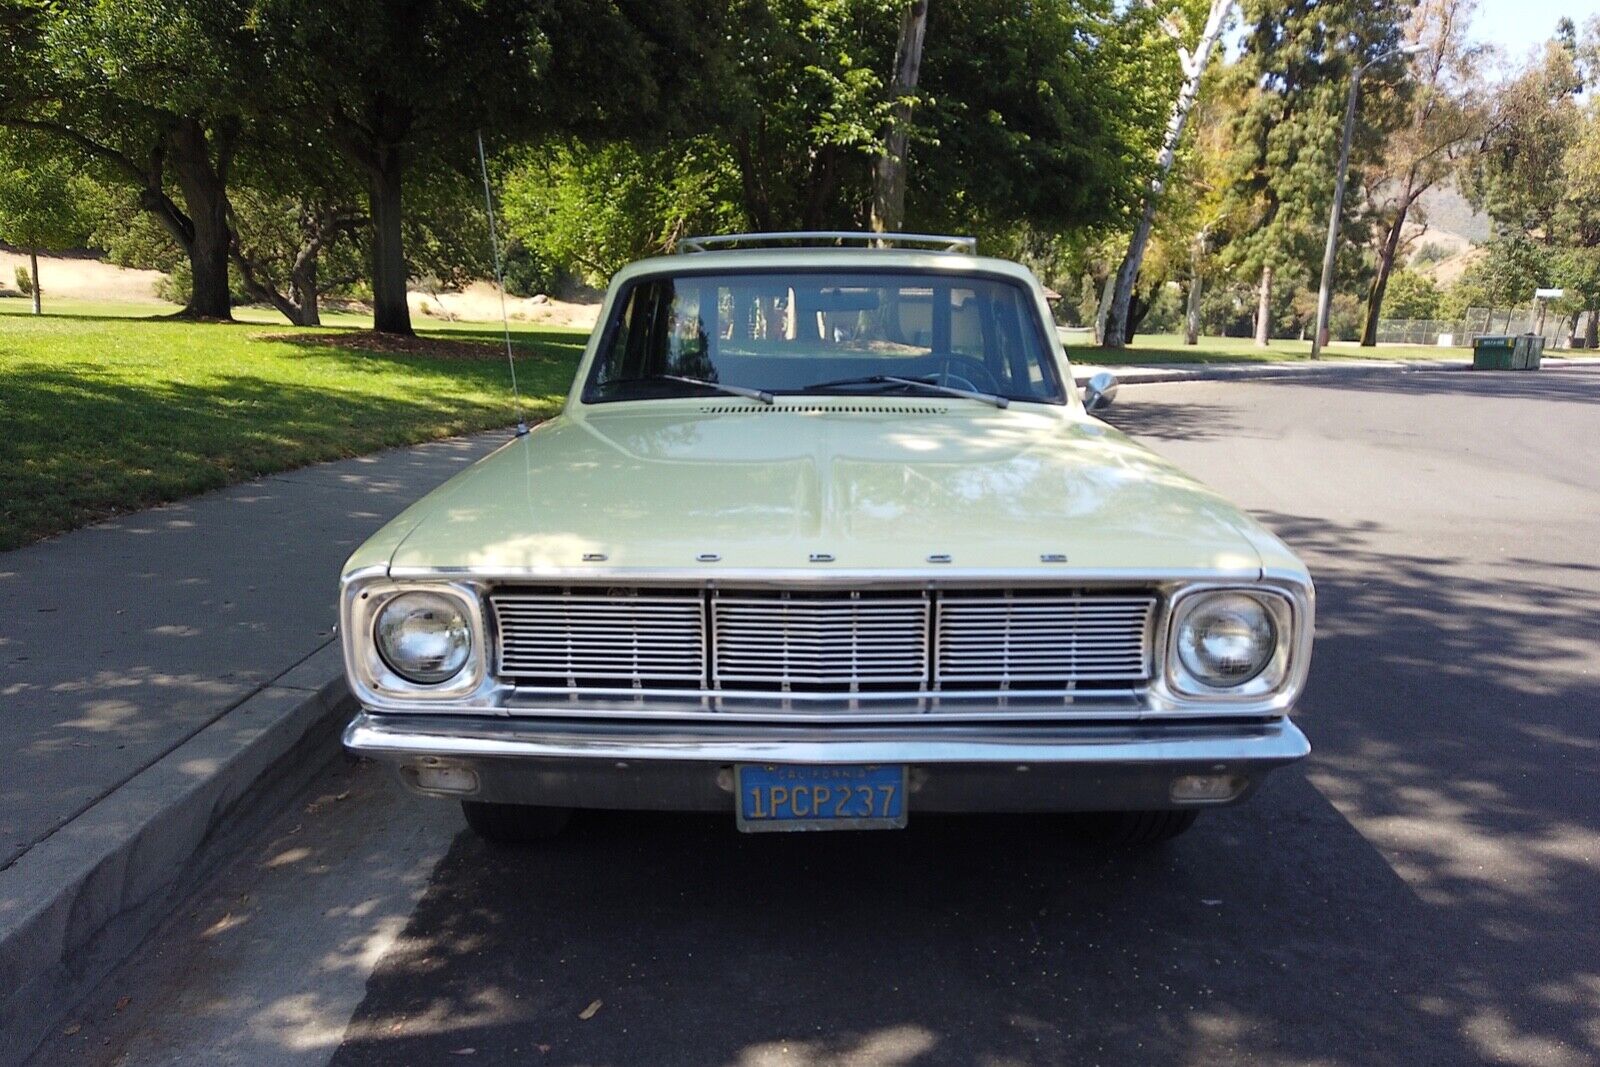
[500,239,559,298]
[1383,270,1444,320]
[1412,242,1450,267]
[1138,282,1185,334]
[14,264,32,296]
[155,260,252,307]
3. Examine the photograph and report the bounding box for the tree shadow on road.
[1094,396,1252,442]
[1255,365,1600,405]
[324,508,1600,1067]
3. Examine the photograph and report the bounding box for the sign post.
[1532,288,1564,337]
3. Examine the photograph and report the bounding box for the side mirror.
[1082,371,1119,412]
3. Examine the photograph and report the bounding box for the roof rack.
[676,231,976,254]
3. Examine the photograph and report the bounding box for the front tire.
[461,801,573,844]
[1074,809,1199,847]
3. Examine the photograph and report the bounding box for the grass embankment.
[0,297,586,551]
[1065,331,1475,365]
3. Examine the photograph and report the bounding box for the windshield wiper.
[661,374,774,405]
[799,374,1009,409]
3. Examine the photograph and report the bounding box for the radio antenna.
[476,129,528,437]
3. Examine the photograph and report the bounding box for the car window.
[584,270,1065,404]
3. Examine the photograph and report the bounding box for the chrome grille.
[491,587,1157,697]
[935,593,1155,688]
[712,592,929,690]
[492,590,705,687]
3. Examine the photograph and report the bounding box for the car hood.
[380,402,1273,577]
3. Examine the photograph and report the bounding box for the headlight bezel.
[1162,585,1301,703]
[341,574,489,703]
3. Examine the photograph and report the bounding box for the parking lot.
[37,368,1600,1067]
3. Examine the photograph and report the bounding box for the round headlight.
[374,592,472,684]
[1176,593,1277,688]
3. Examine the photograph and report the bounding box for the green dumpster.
[1506,334,1546,370]
[1513,335,1531,370]
[1473,335,1515,370]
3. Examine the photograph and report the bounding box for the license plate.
[735,764,907,833]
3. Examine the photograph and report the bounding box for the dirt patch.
[0,249,168,304]
[409,281,601,330]
[264,330,515,360]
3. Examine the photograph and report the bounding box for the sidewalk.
[0,430,508,1063]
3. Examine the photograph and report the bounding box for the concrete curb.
[1070,357,1600,386]
[0,643,353,1067]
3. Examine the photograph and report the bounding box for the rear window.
[583,270,1065,404]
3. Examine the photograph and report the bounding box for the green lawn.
[0,297,587,551]
[1064,331,1475,365]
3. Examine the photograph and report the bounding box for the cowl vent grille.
[698,403,949,415]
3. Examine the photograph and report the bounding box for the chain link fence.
[1376,308,1596,349]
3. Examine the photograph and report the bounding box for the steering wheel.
[931,355,1001,394]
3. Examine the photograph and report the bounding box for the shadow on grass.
[415,323,591,350]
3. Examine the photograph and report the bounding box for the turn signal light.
[1170,773,1246,803]
[412,764,479,795]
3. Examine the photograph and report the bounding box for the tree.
[913,0,1171,238]
[1550,75,1600,344]
[229,191,366,326]
[1451,233,1546,319]
[0,131,92,312]
[1115,58,1241,344]
[1215,0,1406,346]
[501,138,746,285]
[1460,37,1583,234]
[255,0,682,335]
[1102,0,1234,350]
[871,0,930,233]
[1463,26,1600,342]
[1357,0,1487,345]
[689,0,1167,240]
[1381,268,1443,319]
[0,0,269,318]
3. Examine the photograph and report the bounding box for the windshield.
[583,270,1065,405]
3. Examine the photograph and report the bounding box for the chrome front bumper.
[344,712,1309,813]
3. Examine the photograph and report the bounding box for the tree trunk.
[1255,264,1273,347]
[1360,186,1416,347]
[1184,254,1202,345]
[1103,0,1233,349]
[801,144,841,231]
[167,117,235,320]
[368,147,412,336]
[871,0,929,235]
[29,248,40,314]
[1093,272,1114,345]
[291,254,320,327]
[1586,304,1598,349]
[1124,290,1150,343]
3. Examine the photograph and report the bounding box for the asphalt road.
[34,368,1600,1067]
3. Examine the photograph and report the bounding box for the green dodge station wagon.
[340,233,1314,846]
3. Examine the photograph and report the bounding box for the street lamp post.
[1309,44,1424,360]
